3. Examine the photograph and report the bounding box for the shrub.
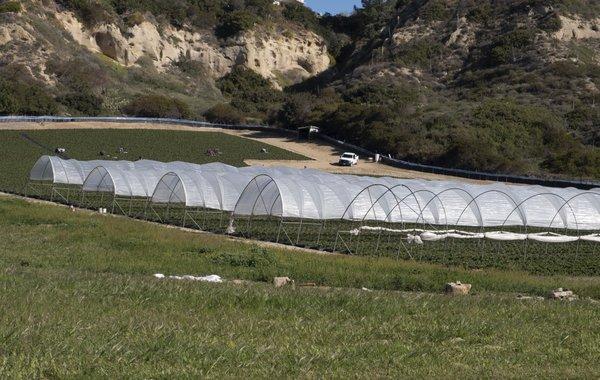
[209,246,277,268]
[419,0,448,21]
[47,57,109,92]
[283,1,319,28]
[203,103,244,124]
[542,147,600,178]
[466,3,492,23]
[0,78,58,116]
[0,1,21,13]
[395,39,444,68]
[487,28,536,66]
[538,12,562,32]
[56,0,113,27]
[58,91,103,116]
[122,94,191,119]
[125,11,145,27]
[277,93,318,129]
[217,67,281,114]
[216,10,258,38]
[175,58,209,77]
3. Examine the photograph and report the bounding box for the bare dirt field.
[1,121,481,182]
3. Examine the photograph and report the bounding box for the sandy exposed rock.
[445,17,476,49]
[55,11,330,87]
[0,24,33,46]
[554,16,600,41]
[94,24,129,63]
[392,23,427,45]
[242,28,329,88]
[54,11,99,52]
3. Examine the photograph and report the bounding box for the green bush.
[122,94,191,119]
[175,58,209,77]
[395,39,444,68]
[487,28,536,66]
[216,10,258,38]
[56,0,113,27]
[283,2,319,28]
[538,12,562,32]
[0,79,58,116]
[58,92,103,116]
[217,67,281,115]
[203,103,244,124]
[466,3,492,23]
[542,147,600,178]
[419,0,448,21]
[0,1,21,13]
[277,93,318,129]
[209,246,277,268]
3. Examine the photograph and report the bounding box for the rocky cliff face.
[55,10,329,88]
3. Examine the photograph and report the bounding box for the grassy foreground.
[0,129,306,193]
[1,196,600,377]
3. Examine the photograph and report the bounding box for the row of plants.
[0,129,306,195]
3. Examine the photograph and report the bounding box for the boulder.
[94,25,129,64]
[444,281,472,295]
[273,276,294,288]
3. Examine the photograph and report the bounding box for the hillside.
[279,0,600,179]
[0,0,332,116]
[1,0,600,179]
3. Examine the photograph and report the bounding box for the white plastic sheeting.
[29,156,600,230]
[233,172,600,230]
[151,170,253,211]
[82,166,165,197]
[29,155,130,185]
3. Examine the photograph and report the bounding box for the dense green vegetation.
[123,94,192,119]
[1,196,600,376]
[0,1,21,13]
[270,0,600,180]
[0,129,306,193]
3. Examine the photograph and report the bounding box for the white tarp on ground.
[29,155,600,230]
[153,273,223,282]
[346,226,599,243]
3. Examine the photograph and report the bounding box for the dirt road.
[1,121,481,182]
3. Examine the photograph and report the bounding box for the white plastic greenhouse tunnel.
[149,170,255,228]
[26,155,600,263]
[27,155,116,202]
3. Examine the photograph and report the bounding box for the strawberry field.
[0,129,306,194]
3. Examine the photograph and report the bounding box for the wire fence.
[2,115,599,190]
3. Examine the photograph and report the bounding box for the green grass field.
[1,196,600,377]
[0,129,306,193]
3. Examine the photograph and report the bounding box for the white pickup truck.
[338,152,359,166]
